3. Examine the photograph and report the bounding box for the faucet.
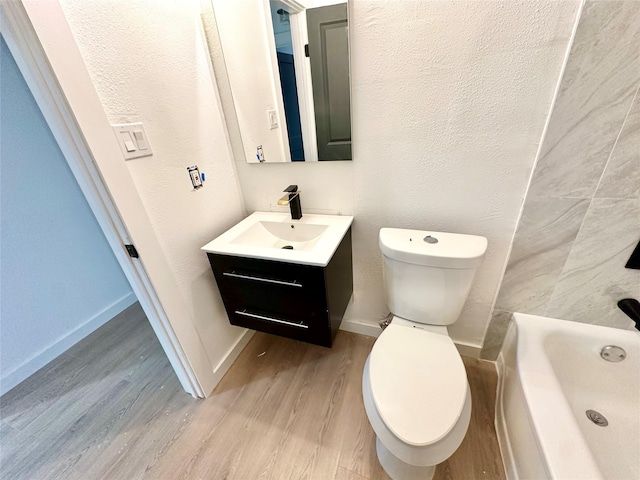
[278,185,302,220]
[618,298,640,331]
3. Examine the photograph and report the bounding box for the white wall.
[0,36,135,396]
[59,0,248,392]
[227,0,581,349]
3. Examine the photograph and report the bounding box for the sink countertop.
[201,212,354,267]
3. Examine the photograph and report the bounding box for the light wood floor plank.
[335,334,389,480]
[336,466,371,480]
[1,304,505,480]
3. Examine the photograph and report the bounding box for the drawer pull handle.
[235,310,309,329]
[223,272,302,288]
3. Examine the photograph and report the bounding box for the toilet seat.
[368,323,468,447]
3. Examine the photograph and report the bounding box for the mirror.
[211,0,351,163]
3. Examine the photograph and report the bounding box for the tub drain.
[586,410,608,427]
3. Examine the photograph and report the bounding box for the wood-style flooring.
[0,303,505,479]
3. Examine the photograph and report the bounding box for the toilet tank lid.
[379,228,487,268]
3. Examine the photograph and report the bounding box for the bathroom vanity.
[202,212,353,347]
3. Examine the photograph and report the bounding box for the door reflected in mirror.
[211,0,351,163]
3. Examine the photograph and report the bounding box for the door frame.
[265,0,318,162]
[1,1,204,397]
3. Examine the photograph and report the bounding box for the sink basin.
[232,220,328,251]
[201,212,354,266]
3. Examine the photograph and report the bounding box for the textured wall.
[0,37,134,395]
[60,0,248,374]
[481,0,640,360]
[220,0,580,349]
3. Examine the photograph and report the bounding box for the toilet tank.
[379,228,487,326]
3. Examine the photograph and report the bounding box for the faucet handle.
[279,185,303,219]
[278,189,302,205]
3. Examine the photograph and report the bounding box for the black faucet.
[278,185,302,220]
[618,298,640,331]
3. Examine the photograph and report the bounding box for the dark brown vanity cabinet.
[207,229,353,347]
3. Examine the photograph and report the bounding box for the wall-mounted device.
[112,122,153,160]
[267,109,278,130]
[188,165,203,190]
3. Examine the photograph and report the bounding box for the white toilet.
[362,227,488,480]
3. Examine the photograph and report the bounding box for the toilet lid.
[369,323,468,446]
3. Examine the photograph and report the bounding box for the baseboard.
[0,292,137,397]
[496,350,505,375]
[339,319,381,337]
[340,319,483,358]
[454,341,482,359]
[208,328,255,395]
[494,350,516,480]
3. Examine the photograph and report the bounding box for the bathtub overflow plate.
[600,345,626,362]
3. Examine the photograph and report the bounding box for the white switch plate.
[112,122,153,160]
[267,109,278,130]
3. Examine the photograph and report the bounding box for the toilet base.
[376,437,436,480]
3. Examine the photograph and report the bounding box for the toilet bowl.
[363,228,487,479]
[362,319,471,479]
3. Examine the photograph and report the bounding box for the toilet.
[362,227,488,480]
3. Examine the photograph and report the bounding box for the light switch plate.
[267,109,278,130]
[112,122,153,160]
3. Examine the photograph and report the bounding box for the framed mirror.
[211,0,351,163]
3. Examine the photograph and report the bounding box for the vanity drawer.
[209,254,325,307]
[227,306,331,346]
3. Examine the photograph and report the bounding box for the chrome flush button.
[423,235,438,244]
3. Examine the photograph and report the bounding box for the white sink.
[201,212,354,266]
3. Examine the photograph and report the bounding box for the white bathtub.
[495,313,640,480]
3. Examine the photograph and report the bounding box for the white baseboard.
[208,328,255,396]
[0,292,137,397]
[454,341,482,358]
[339,319,381,337]
[494,351,516,480]
[340,319,482,358]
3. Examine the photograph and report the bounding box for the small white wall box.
[112,122,153,160]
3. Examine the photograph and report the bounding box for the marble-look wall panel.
[596,88,640,200]
[481,0,640,360]
[527,0,640,199]
[494,197,590,314]
[480,309,513,362]
[546,198,640,328]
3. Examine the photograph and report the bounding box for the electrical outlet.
[187,165,203,190]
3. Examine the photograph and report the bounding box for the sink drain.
[586,410,608,427]
[281,245,294,250]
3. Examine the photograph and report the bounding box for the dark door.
[276,51,305,161]
[307,3,351,160]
